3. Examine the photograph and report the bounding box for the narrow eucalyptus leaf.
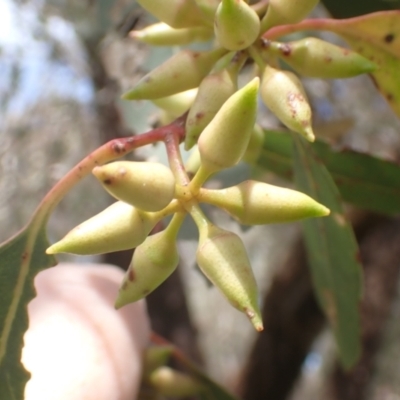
[293,135,362,369]
[0,225,56,400]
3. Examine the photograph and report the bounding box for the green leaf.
[321,0,399,19]
[293,135,362,369]
[266,12,400,116]
[0,130,154,398]
[0,223,56,400]
[257,130,400,215]
[323,11,400,117]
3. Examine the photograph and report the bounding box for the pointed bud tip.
[121,90,137,101]
[91,165,112,182]
[319,205,330,217]
[364,60,377,73]
[304,199,330,219]
[303,126,315,142]
[248,76,260,91]
[46,241,69,254]
[245,307,264,331]
[129,30,142,39]
[114,294,126,310]
[45,245,57,255]
[91,166,102,178]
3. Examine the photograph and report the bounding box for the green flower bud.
[143,346,174,375]
[199,180,330,225]
[115,227,179,308]
[260,0,318,32]
[122,48,227,100]
[196,223,263,331]
[136,0,206,29]
[46,202,162,255]
[260,65,315,142]
[185,68,237,150]
[198,77,259,173]
[242,123,265,163]
[149,366,203,397]
[267,38,376,79]
[195,0,220,20]
[214,0,260,51]
[130,22,213,46]
[92,161,175,212]
[152,89,198,119]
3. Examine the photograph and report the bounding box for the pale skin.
[22,263,150,400]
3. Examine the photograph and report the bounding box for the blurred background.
[2,1,400,399]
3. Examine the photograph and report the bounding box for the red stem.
[164,132,190,186]
[30,114,187,227]
[263,18,335,40]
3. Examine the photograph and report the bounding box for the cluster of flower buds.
[126,0,375,142]
[48,0,377,330]
[47,78,329,331]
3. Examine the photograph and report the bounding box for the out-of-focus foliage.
[322,0,400,18]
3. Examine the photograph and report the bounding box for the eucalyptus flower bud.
[196,223,263,331]
[198,77,259,173]
[199,180,330,225]
[214,0,260,50]
[260,0,318,32]
[149,367,203,397]
[122,48,227,100]
[115,227,179,308]
[143,346,174,375]
[195,0,220,20]
[92,161,175,212]
[260,65,314,141]
[185,68,237,150]
[267,38,376,79]
[153,89,197,121]
[46,202,162,255]
[130,23,213,46]
[136,0,206,29]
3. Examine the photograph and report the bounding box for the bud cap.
[149,366,203,397]
[260,66,315,141]
[115,228,179,307]
[122,48,227,100]
[270,38,377,79]
[214,0,260,51]
[198,77,259,173]
[196,223,263,331]
[46,202,161,255]
[261,0,318,31]
[93,161,175,212]
[185,68,238,150]
[137,0,206,28]
[199,180,330,225]
[131,23,212,46]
